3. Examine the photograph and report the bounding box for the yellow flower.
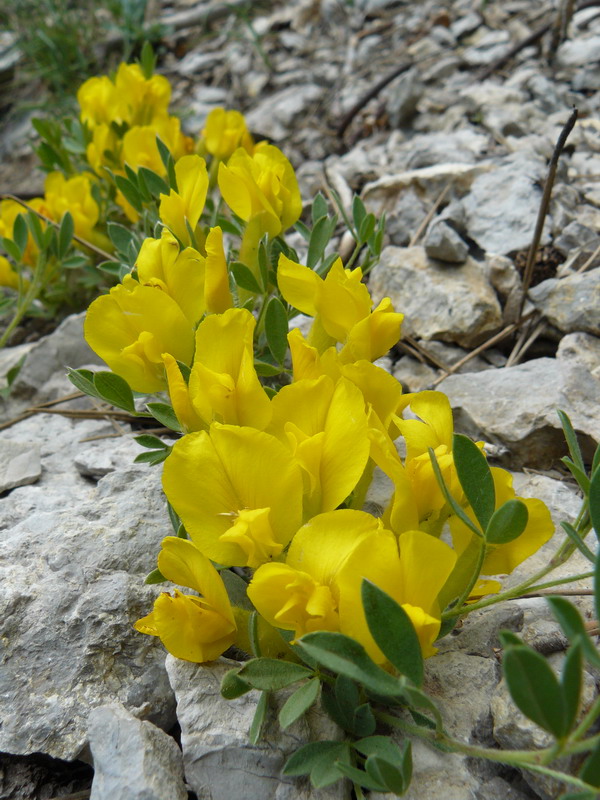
[0,198,49,266]
[162,422,304,568]
[0,256,20,290]
[134,536,236,662]
[121,116,193,175]
[159,155,209,246]
[268,375,370,517]
[84,273,195,393]
[77,75,118,128]
[201,107,254,161]
[278,255,403,359]
[248,509,381,639]
[185,307,272,430]
[249,510,457,663]
[450,467,554,578]
[136,229,206,326]
[204,226,233,313]
[43,172,111,251]
[218,142,301,233]
[336,528,457,661]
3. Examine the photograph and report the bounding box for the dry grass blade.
[408,182,451,247]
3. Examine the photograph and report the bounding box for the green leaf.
[249,610,261,657]
[561,792,599,800]
[312,193,329,224]
[358,213,376,244]
[307,215,332,269]
[220,570,253,610]
[352,195,367,234]
[561,521,596,563]
[249,691,268,744]
[294,219,311,242]
[13,213,28,256]
[146,402,182,432]
[145,567,166,584]
[2,236,22,263]
[352,703,376,736]
[561,640,583,734]
[503,645,567,737]
[231,261,262,293]
[137,168,168,199]
[108,222,136,255]
[134,449,170,465]
[399,685,444,732]
[114,175,143,213]
[265,296,289,364]
[334,762,386,792]
[486,499,528,544]
[355,735,411,771]
[167,500,180,533]
[453,433,495,531]
[499,630,523,648]
[66,368,102,399]
[580,739,600,788]
[237,658,313,691]
[562,457,591,495]
[254,359,283,377]
[546,596,600,671]
[283,741,351,788]
[296,632,404,698]
[139,40,156,79]
[156,136,172,173]
[279,678,320,729]
[257,239,269,291]
[428,447,482,538]
[365,754,408,795]
[592,442,600,479]
[93,372,136,413]
[220,668,253,700]
[558,409,586,473]
[596,549,600,633]
[134,434,168,450]
[590,466,600,541]
[438,536,482,613]
[361,580,423,686]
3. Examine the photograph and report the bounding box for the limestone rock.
[0,439,40,492]
[89,704,187,800]
[462,153,550,255]
[556,331,600,376]
[528,269,600,335]
[245,85,323,141]
[0,414,176,760]
[369,246,502,347]
[166,657,348,800]
[424,219,469,263]
[440,357,600,468]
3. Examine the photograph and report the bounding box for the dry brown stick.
[408,182,451,247]
[0,194,117,263]
[336,60,414,138]
[32,390,85,408]
[575,239,600,274]
[400,335,451,371]
[80,426,168,442]
[505,316,546,368]
[479,0,600,81]
[430,310,537,388]
[517,108,578,320]
[0,410,34,431]
[25,406,139,422]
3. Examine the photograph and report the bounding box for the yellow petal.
[339,297,404,363]
[162,424,303,566]
[159,155,208,245]
[204,226,233,313]
[157,535,235,625]
[318,259,371,341]
[277,254,320,316]
[163,352,205,432]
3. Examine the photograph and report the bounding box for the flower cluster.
[77,99,553,668]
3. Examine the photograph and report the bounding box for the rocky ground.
[1,0,600,798]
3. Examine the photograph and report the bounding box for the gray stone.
[556,331,600,376]
[369,246,502,347]
[439,603,524,659]
[451,12,482,39]
[166,657,348,800]
[0,413,176,760]
[528,269,600,335]
[386,68,423,127]
[484,254,521,300]
[462,30,511,66]
[245,85,324,141]
[462,153,550,255]
[441,357,600,468]
[424,219,469,263]
[0,439,40,492]
[556,36,600,67]
[554,221,600,257]
[89,704,187,800]
[393,356,439,392]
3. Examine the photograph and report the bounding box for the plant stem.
[451,536,487,617]
[571,695,600,742]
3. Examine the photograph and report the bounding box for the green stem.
[344,241,363,270]
[0,257,46,348]
[571,695,600,742]
[451,536,487,617]
[376,711,597,793]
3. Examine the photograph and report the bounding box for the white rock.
[166,657,348,800]
[89,704,187,800]
[246,85,324,141]
[440,358,600,468]
[0,439,40,492]
[556,331,600,376]
[528,268,600,335]
[369,246,502,347]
